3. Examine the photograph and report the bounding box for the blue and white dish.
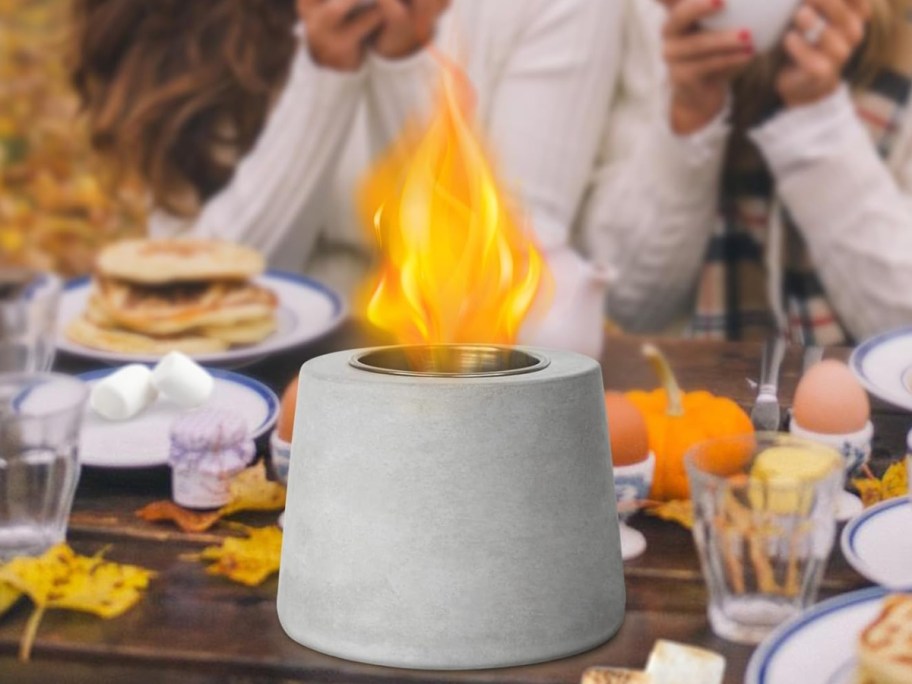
[78,367,278,468]
[613,452,656,520]
[270,431,292,485]
[56,270,346,368]
[841,497,912,589]
[850,327,912,411]
[746,586,912,684]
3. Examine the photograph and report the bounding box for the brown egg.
[277,376,299,442]
[605,391,650,466]
[793,359,870,434]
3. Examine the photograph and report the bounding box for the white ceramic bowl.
[701,0,801,53]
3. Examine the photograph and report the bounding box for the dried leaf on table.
[0,544,155,661]
[219,462,287,516]
[852,461,909,508]
[136,501,223,533]
[0,582,22,617]
[195,525,282,587]
[645,499,694,530]
[135,463,286,533]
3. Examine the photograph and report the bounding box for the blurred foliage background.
[0,0,145,277]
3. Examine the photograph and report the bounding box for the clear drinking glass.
[686,433,843,644]
[0,270,62,372]
[0,373,88,559]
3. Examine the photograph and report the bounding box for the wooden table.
[1,326,908,683]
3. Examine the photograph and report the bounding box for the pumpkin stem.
[642,343,684,417]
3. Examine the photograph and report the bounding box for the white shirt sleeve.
[580,0,732,333]
[148,42,367,269]
[750,84,912,340]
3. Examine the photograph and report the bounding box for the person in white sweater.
[73,0,623,356]
[580,0,912,344]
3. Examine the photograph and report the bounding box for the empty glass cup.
[0,373,88,559]
[686,433,843,644]
[0,270,62,372]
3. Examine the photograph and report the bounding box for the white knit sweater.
[150,0,618,328]
[578,0,912,341]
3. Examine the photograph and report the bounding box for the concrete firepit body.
[277,345,625,670]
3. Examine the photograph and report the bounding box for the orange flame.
[359,63,549,347]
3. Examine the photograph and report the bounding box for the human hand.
[297,0,383,71]
[776,0,870,107]
[659,0,756,134]
[372,0,450,60]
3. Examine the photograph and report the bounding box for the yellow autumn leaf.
[197,525,282,587]
[646,499,695,530]
[219,462,287,516]
[0,544,155,661]
[853,461,909,508]
[0,582,22,617]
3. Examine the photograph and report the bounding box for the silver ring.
[803,16,827,45]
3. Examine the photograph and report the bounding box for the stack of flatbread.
[66,238,278,355]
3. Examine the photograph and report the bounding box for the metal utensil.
[751,337,786,431]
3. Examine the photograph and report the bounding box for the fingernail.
[738,29,752,44]
[712,0,724,8]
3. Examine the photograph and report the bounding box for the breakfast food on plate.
[580,640,725,684]
[65,238,278,355]
[792,359,870,435]
[857,594,912,684]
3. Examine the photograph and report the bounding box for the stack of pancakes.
[66,238,278,355]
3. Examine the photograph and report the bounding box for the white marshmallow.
[152,351,214,408]
[90,364,158,421]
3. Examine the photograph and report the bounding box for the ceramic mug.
[701,0,802,53]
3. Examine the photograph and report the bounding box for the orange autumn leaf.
[136,501,223,533]
[196,525,282,587]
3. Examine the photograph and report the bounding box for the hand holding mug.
[372,0,451,60]
[659,0,756,134]
[776,0,870,107]
[297,0,383,71]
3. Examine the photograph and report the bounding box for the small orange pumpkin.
[626,344,754,501]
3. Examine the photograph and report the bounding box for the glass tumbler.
[0,270,62,372]
[686,433,843,644]
[0,373,88,559]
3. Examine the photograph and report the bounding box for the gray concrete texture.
[277,347,625,669]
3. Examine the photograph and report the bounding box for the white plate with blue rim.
[849,327,912,411]
[841,497,912,589]
[745,586,912,684]
[56,271,346,368]
[77,367,279,468]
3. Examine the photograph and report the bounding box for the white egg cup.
[613,452,656,561]
[789,418,874,521]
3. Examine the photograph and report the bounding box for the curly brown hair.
[71,0,298,216]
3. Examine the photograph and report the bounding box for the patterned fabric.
[690,68,912,344]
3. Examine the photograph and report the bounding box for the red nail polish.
[738,29,752,44]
